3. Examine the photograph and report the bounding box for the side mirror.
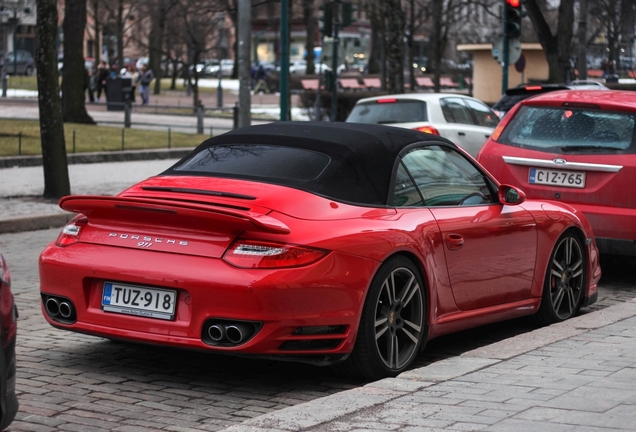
[498,184,526,205]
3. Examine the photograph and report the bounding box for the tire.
[336,256,426,380]
[24,66,33,76]
[535,231,586,326]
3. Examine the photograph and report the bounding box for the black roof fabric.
[163,122,450,206]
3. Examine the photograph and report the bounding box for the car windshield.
[347,100,427,124]
[498,106,636,153]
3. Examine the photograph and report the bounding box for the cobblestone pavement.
[0,228,633,431]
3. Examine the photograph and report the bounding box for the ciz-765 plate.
[102,282,177,320]
[528,168,586,188]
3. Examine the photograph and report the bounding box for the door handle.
[445,233,464,250]
[457,132,466,136]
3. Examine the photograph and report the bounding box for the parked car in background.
[58,55,96,74]
[492,81,609,119]
[0,254,18,430]
[1,50,35,75]
[478,90,636,256]
[346,93,499,157]
[284,59,332,75]
[39,122,600,380]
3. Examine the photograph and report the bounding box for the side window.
[401,146,496,207]
[393,162,423,206]
[465,99,500,128]
[440,97,473,125]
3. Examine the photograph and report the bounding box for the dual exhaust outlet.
[43,295,76,323]
[204,320,260,346]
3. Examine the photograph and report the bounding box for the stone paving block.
[485,418,574,431]
[398,357,500,382]
[512,406,572,421]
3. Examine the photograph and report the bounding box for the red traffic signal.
[506,0,521,7]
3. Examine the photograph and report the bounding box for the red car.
[40,122,600,379]
[478,90,636,256]
[0,254,18,430]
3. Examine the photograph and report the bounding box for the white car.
[346,93,500,158]
[286,60,332,75]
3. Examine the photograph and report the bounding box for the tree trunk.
[36,0,71,199]
[62,0,95,124]
[92,0,100,62]
[407,0,415,91]
[304,0,315,75]
[430,0,443,92]
[525,0,575,83]
[385,0,404,93]
[116,0,125,72]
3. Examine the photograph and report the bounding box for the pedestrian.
[86,67,95,103]
[130,65,139,103]
[136,64,154,105]
[253,63,269,94]
[95,61,109,102]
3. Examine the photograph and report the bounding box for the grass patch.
[0,119,209,157]
[4,75,39,91]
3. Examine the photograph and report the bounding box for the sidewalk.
[222,299,636,431]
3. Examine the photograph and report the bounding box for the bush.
[298,89,386,121]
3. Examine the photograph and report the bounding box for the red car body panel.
[40,175,600,359]
[39,122,601,372]
[478,90,636,255]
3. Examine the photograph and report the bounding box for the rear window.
[174,144,330,181]
[346,100,427,124]
[498,106,636,153]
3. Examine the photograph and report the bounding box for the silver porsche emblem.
[108,232,189,247]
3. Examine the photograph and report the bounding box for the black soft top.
[163,122,450,206]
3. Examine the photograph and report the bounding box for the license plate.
[102,282,177,320]
[528,168,586,188]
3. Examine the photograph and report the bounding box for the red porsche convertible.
[40,122,601,379]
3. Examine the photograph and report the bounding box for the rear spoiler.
[59,195,290,235]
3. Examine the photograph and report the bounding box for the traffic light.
[342,2,357,27]
[319,2,333,38]
[505,0,522,39]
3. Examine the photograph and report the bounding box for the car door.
[439,97,497,157]
[400,144,537,310]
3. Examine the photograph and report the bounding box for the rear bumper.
[39,243,378,361]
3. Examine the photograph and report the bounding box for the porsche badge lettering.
[108,232,189,247]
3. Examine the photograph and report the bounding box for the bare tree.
[525,0,576,83]
[303,0,316,75]
[36,0,71,198]
[385,0,405,93]
[62,0,95,124]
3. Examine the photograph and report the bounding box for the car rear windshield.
[347,100,427,124]
[498,106,636,153]
[173,144,330,181]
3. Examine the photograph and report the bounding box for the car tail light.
[413,126,440,135]
[376,98,397,103]
[0,254,17,348]
[489,102,521,142]
[55,214,88,247]
[223,240,328,269]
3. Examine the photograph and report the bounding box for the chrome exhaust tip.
[226,323,251,344]
[59,302,73,318]
[207,324,226,342]
[45,297,60,316]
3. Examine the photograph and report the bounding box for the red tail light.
[223,240,328,269]
[413,126,440,135]
[0,254,17,348]
[489,102,521,142]
[56,214,88,247]
[377,98,397,103]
